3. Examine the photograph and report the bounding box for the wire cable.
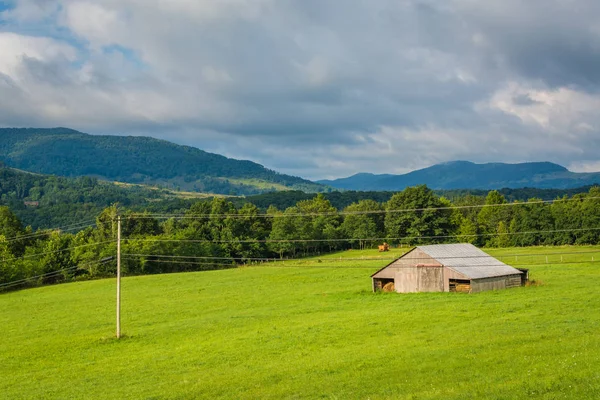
[0,258,114,290]
[0,220,97,243]
[122,226,600,245]
[120,257,600,269]
[0,240,115,264]
[122,254,398,261]
[120,257,235,269]
[125,196,600,220]
[120,249,600,262]
[249,259,600,268]
[121,258,375,269]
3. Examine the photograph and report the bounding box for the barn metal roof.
[417,243,522,279]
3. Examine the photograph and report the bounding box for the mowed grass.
[2,247,600,399]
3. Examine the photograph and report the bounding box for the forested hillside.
[0,128,325,195]
[0,165,203,229]
[2,165,596,230]
[3,185,600,291]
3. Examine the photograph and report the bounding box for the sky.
[1,0,600,180]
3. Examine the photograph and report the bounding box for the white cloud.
[0,32,76,79]
[61,2,122,48]
[201,66,234,85]
[569,161,600,173]
[483,82,600,135]
[2,0,600,179]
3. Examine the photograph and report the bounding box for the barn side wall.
[471,274,522,293]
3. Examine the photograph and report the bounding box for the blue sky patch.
[0,1,13,12]
[103,45,148,70]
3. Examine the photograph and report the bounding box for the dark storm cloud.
[458,0,600,91]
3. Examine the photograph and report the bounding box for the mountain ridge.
[317,161,600,190]
[3,128,599,193]
[0,127,326,195]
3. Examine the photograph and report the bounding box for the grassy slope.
[224,178,291,191]
[1,247,600,399]
[111,181,221,199]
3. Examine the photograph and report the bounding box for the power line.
[122,254,302,261]
[120,256,600,269]
[120,249,600,262]
[122,226,600,245]
[122,256,373,263]
[120,257,234,268]
[0,220,97,243]
[0,258,114,290]
[0,266,80,289]
[249,260,600,268]
[119,257,376,269]
[0,240,115,264]
[125,196,600,220]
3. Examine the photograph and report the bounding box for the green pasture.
[1,246,600,399]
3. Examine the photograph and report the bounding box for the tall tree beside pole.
[116,215,121,338]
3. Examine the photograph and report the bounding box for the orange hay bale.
[382,282,395,292]
[378,242,390,252]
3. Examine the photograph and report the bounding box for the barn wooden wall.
[394,266,446,292]
[470,275,521,293]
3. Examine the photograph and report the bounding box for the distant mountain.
[0,128,325,195]
[317,161,600,191]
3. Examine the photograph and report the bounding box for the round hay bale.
[382,282,395,292]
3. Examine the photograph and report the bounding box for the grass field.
[1,246,600,399]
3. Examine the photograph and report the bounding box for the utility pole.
[116,215,122,339]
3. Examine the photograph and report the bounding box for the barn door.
[395,268,419,293]
[417,266,443,292]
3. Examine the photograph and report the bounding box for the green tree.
[477,191,512,247]
[294,194,341,255]
[385,186,455,245]
[0,235,20,285]
[222,203,269,260]
[493,221,511,248]
[268,206,298,258]
[510,199,554,246]
[95,205,119,240]
[123,212,161,237]
[550,195,578,245]
[0,206,25,255]
[574,187,600,244]
[341,200,383,249]
[457,216,479,244]
[36,232,76,284]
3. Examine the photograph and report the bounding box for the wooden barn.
[372,243,527,293]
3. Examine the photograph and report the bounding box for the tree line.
[2,185,600,290]
[2,164,597,231]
